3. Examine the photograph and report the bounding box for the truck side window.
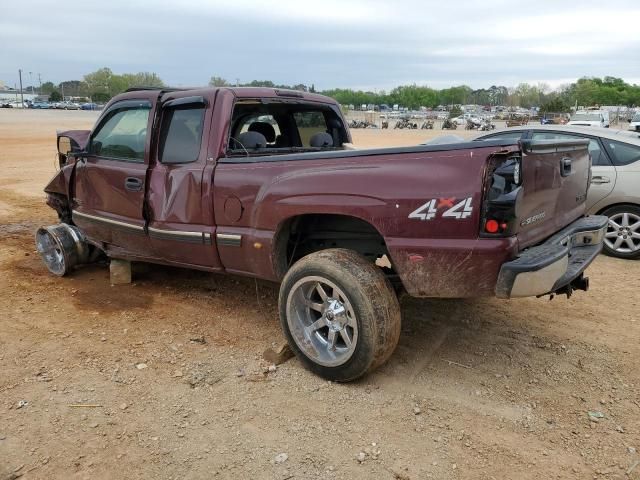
[90,105,150,162]
[159,106,205,164]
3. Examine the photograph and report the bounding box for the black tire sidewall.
[278,252,390,382]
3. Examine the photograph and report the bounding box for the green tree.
[121,72,164,88]
[209,76,230,87]
[49,91,62,102]
[59,80,88,97]
[41,82,56,95]
[84,68,113,97]
[91,92,111,103]
[84,68,164,100]
[539,96,570,113]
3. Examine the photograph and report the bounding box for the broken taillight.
[481,154,523,237]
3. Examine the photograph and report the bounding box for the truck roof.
[124,86,337,104]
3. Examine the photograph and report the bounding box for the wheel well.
[596,202,640,215]
[45,193,73,224]
[273,214,391,279]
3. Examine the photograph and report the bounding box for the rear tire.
[278,248,401,382]
[601,205,640,259]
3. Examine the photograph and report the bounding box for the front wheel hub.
[35,224,89,276]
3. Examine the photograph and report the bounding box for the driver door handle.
[591,176,610,185]
[125,177,143,192]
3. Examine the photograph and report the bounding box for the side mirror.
[58,136,72,155]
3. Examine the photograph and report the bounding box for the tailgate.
[515,139,591,249]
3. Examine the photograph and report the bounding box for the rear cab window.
[293,112,328,146]
[227,99,347,156]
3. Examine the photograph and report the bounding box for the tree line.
[320,77,640,111]
[34,68,640,111]
[209,76,640,112]
[39,68,164,102]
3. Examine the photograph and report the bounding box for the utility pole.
[38,73,42,94]
[18,69,24,108]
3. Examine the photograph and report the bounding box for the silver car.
[477,125,640,259]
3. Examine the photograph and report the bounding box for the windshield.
[571,113,601,121]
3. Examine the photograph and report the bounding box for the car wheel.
[602,205,640,259]
[279,248,401,382]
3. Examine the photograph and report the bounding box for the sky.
[1,0,639,92]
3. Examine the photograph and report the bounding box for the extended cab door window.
[90,102,151,162]
[158,104,206,164]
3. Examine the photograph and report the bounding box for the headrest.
[248,122,276,143]
[235,131,266,150]
[326,118,342,129]
[309,132,334,148]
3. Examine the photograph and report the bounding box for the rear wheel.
[279,249,401,382]
[602,205,640,259]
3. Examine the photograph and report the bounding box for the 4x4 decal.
[408,197,473,221]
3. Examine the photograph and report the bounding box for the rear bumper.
[495,215,608,299]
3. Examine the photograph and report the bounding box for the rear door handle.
[560,157,572,177]
[125,177,143,192]
[591,176,611,184]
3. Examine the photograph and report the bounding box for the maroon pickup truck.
[38,87,607,381]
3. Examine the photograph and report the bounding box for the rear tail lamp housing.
[481,153,523,237]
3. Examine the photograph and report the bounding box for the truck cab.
[568,110,610,128]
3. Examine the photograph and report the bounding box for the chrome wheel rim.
[35,228,67,276]
[604,212,640,254]
[286,276,358,367]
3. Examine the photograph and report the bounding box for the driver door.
[72,96,156,256]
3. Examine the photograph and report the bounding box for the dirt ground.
[0,109,638,480]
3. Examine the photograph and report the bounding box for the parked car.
[568,110,610,128]
[628,113,640,132]
[57,101,80,110]
[477,125,640,258]
[80,102,100,110]
[31,101,50,109]
[37,87,606,381]
[453,113,480,125]
[0,100,14,108]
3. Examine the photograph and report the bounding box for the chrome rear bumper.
[495,215,608,299]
